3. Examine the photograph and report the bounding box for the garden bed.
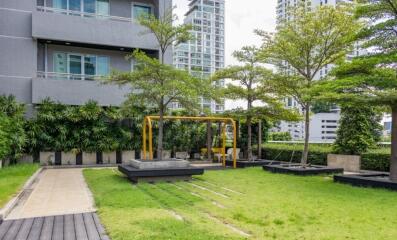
[262,143,391,172]
[225,159,281,168]
[118,160,204,183]
[334,173,397,191]
[263,163,344,176]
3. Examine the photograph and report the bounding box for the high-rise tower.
[173,0,225,113]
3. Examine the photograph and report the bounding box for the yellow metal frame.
[142,116,237,169]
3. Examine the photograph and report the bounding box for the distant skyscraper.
[173,0,225,113]
[274,0,360,142]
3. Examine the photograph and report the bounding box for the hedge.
[262,143,391,172]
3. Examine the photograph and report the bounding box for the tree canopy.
[257,4,360,165]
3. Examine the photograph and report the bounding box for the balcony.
[32,72,131,106]
[32,5,159,51]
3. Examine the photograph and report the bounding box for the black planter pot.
[96,152,103,164]
[263,164,343,176]
[76,152,83,165]
[116,151,122,164]
[334,173,397,191]
[54,151,62,165]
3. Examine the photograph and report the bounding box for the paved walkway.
[7,169,95,220]
[0,212,109,240]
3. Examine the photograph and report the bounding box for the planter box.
[334,173,397,191]
[328,154,361,172]
[103,152,116,164]
[83,152,97,165]
[40,152,55,166]
[263,164,344,176]
[119,164,204,184]
[122,151,135,164]
[61,152,76,165]
[18,155,33,164]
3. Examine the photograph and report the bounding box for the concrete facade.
[0,0,172,107]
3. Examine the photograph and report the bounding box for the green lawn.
[84,168,397,240]
[0,164,39,208]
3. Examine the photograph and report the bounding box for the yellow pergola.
[142,116,237,169]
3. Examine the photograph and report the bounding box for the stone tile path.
[7,169,95,219]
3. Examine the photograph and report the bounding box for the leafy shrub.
[333,106,382,155]
[25,99,134,153]
[0,95,26,164]
[263,143,390,171]
[268,132,292,141]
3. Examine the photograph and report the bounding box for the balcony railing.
[37,71,107,81]
[36,6,136,23]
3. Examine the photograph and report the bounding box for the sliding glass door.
[83,0,96,14]
[69,0,81,12]
[68,54,83,80]
[53,0,67,10]
[53,52,109,80]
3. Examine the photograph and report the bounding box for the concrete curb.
[0,167,43,223]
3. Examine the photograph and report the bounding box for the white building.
[274,0,360,142]
[173,0,225,113]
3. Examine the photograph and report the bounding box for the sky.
[172,0,277,66]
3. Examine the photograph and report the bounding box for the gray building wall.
[0,0,172,106]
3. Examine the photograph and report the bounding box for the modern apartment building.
[273,0,361,142]
[173,0,225,113]
[0,0,172,111]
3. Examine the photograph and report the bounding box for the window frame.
[131,2,154,20]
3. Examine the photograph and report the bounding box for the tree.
[256,4,360,166]
[108,8,213,160]
[313,0,397,181]
[213,46,299,161]
[333,105,382,155]
[110,51,209,160]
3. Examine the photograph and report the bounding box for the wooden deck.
[0,212,109,240]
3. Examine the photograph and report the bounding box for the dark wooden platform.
[0,212,109,240]
[334,173,397,191]
[225,159,281,168]
[263,164,344,176]
[119,165,204,183]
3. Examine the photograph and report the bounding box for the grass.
[84,168,397,240]
[0,164,39,208]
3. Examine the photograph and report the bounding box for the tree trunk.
[258,120,262,159]
[390,105,397,182]
[206,121,212,162]
[157,104,164,161]
[302,103,310,166]
[247,116,252,161]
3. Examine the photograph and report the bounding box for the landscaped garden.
[84,168,397,240]
[0,164,38,208]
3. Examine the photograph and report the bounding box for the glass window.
[97,56,109,76]
[69,54,82,80]
[84,0,96,13]
[96,0,109,16]
[84,56,96,80]
[69,0,81,12]
[133,4,152,19]
[53,0,67,10]
[54,52,67,73]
